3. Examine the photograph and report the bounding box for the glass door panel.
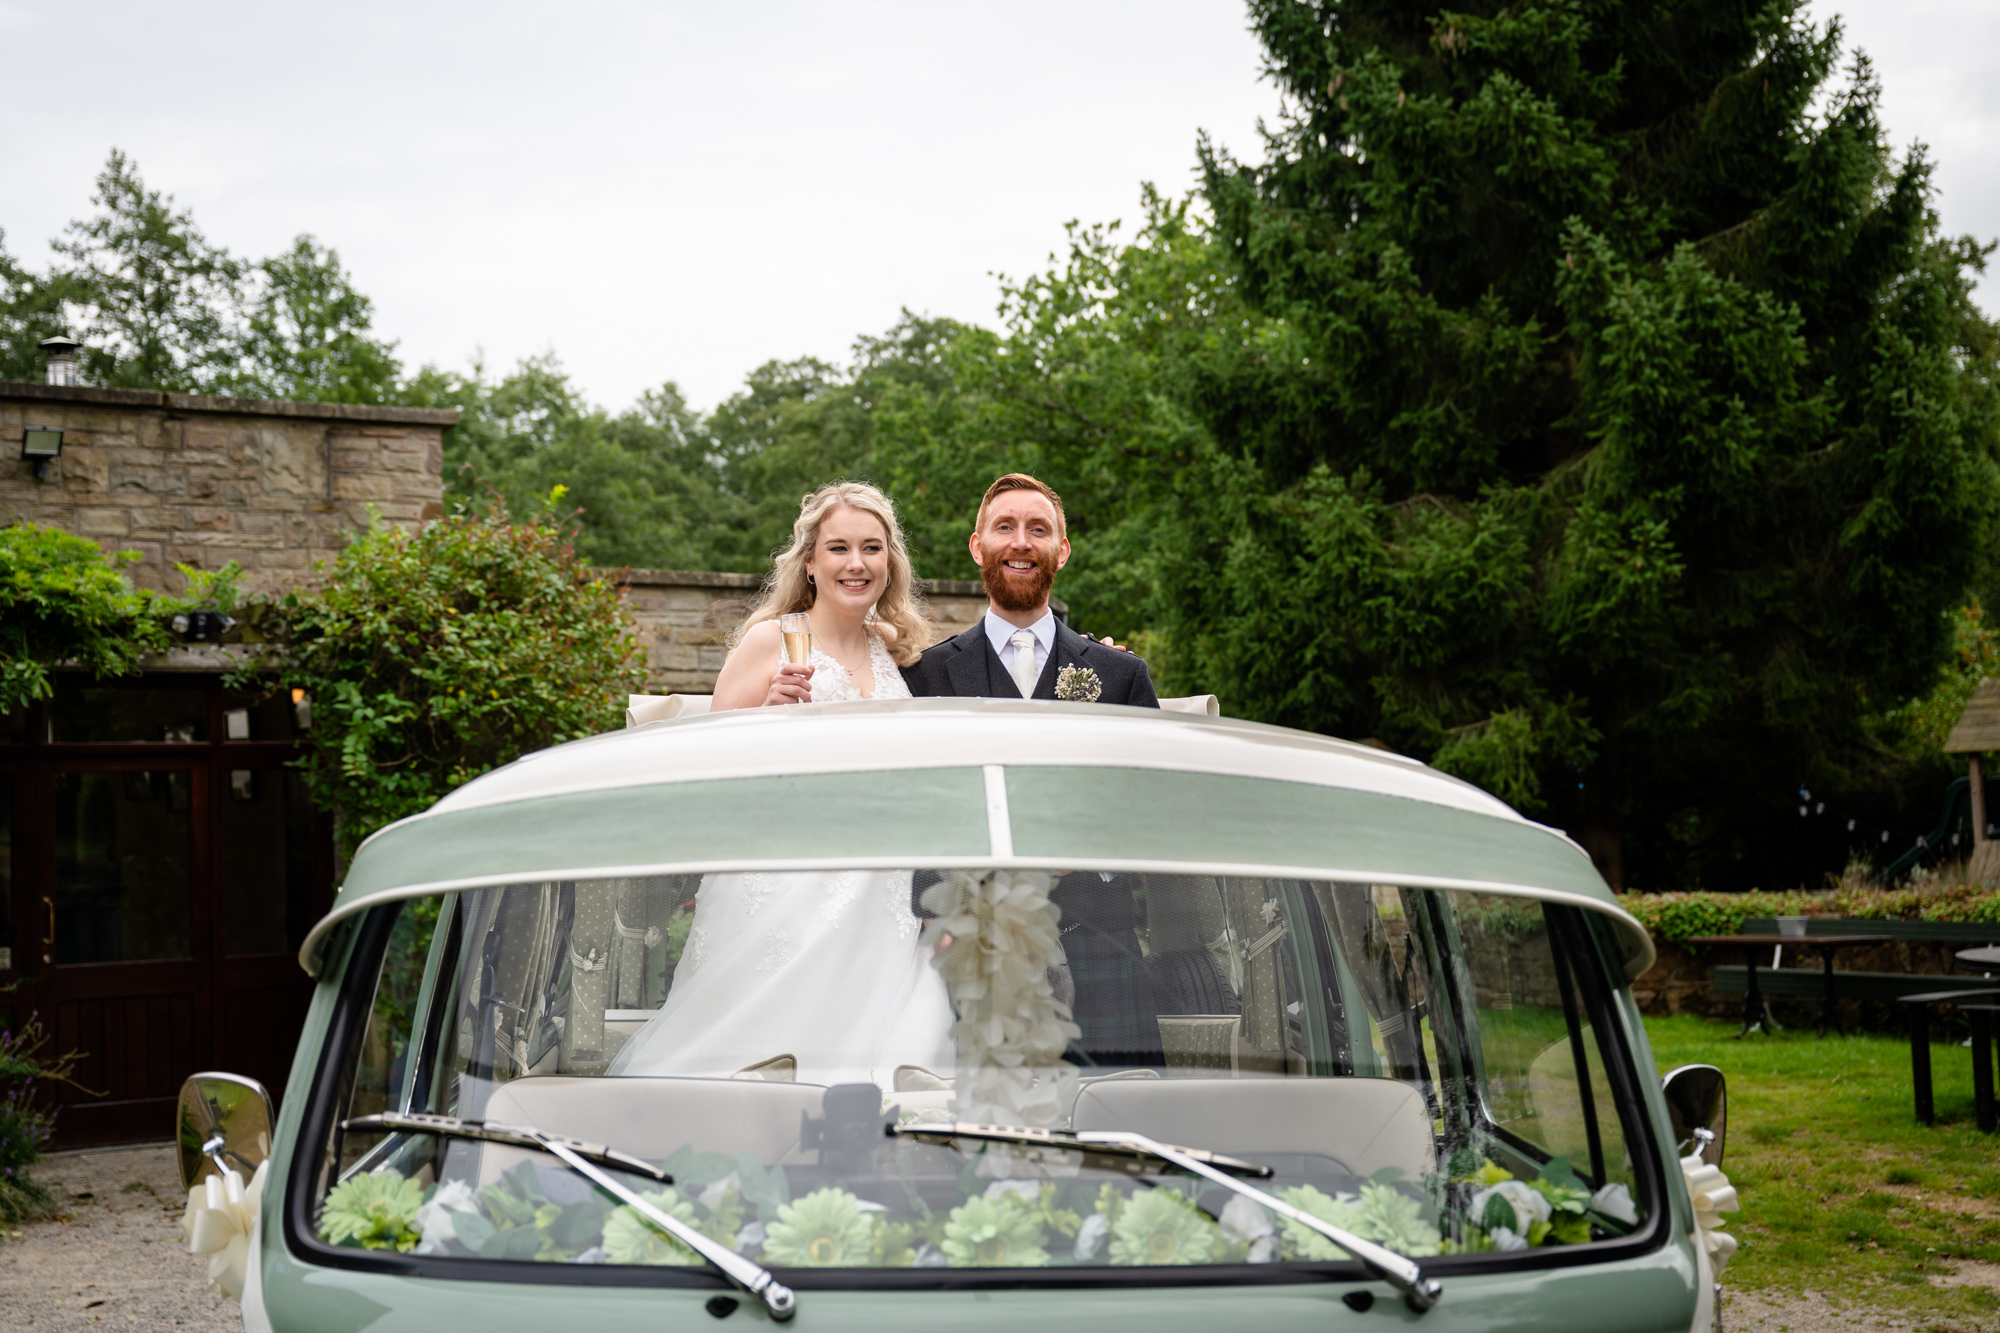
[53,770,195,963]
[222,766,320,956]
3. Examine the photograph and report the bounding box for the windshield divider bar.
[983,765,1013,858]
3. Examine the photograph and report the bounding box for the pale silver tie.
[1008,629,1040,698]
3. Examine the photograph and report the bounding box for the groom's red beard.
[981,552,1056,613]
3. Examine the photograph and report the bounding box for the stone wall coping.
[617,569,998,599]
[0,379,460,428]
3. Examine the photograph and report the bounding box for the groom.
[899,472,1160,707]
[903,472,1164,1067]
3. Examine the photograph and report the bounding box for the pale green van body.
[242,699,1716,1333]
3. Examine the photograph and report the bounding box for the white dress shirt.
[983,608,1056,692]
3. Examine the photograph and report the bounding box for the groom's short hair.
[976,473,1067,541]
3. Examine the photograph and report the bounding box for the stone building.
[0,379,452,594]
[2,376,458,1145]
[3,367,1006,1145]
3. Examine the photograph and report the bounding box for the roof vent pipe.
[40,336,81,386]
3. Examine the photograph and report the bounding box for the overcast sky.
[1,1,1993,412]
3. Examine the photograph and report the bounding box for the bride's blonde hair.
[737,481,933,666]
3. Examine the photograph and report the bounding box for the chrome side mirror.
[176,1072,275,1192]
[1661,1063,1727,1167]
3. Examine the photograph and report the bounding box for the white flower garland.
[921,870,1081,1142]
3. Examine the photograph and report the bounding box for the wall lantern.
[21,427,63,479]
[170,610,238,642]
[41,335,81,386]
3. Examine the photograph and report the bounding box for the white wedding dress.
[606,632,955,1087]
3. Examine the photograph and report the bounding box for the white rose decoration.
[1469,1179,1552,1236]
[411,1179,479,1255]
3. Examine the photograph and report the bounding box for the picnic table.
[1899,989,1999,1130]
[1688,933,1892,1038]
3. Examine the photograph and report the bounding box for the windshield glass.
[311,870,1648,1276]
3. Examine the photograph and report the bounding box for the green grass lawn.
[1644,1013,2000,1331]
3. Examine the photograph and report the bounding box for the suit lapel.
[944,626,1000,698]
[1034,622,1089,700]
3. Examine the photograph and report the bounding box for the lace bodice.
[808,631,910,703]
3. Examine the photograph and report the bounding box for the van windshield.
[312,871,1648,1277]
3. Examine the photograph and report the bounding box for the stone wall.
[0,380,454,593]
[620,569,1010,694]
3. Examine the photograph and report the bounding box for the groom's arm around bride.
[899,473,1160,707]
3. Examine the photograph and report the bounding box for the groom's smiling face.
[970,489,1069,614]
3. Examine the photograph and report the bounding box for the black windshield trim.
[279,896,1675,1290]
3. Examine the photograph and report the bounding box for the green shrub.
[248,504,647,857]
[0,523,168,711]
[1,522,248,713]
[0,1006,87,1227]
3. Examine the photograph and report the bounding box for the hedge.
[1617,885,2000,946]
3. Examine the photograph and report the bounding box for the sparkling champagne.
[778,612,813,665]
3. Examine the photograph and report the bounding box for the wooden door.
[1,675,331,1148]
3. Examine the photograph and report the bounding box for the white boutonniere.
[1054,665,1102,702]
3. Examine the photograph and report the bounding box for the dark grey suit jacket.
[900,619,1160,707]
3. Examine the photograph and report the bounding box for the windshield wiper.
[1078,1131,1440,1313]
[887,1121,1272,1178]
[344,1111,796,1321]
[888,1122,1440,1313]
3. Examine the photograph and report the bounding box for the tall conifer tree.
[1180,0,1998,886]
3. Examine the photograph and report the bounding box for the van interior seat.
[1069,1075,1434,1180]
[480,1075,827,1164]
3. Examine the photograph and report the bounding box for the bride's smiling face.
[806,506,891,618]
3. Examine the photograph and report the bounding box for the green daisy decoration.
[602,1190,704,1265]
[941,1196,1050,1268]
[320,1170,428,1252]
[1276,1185,1367,1261]
[1352,1183,1442,1257]
[762,1188,876,1267]
[1109,1190,1216,1266]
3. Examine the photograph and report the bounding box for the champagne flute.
[778,612,813,667]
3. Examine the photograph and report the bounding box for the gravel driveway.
[1,1145,239,1331]
[0,1146,1943,1333]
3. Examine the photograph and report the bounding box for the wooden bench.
[1712,967,2000,1003]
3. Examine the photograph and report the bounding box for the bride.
[607,482,955,1087]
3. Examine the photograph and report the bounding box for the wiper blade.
[886,1121,1437,1311]
[1075,1130,1441,1314]
[886,1121,1272,1178]
[346,1112,669,1182]
[343,1111,796,1321]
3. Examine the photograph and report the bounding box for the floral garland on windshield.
[320,1145,1637,1271]
[918,870,1081,1135]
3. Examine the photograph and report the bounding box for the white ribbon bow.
[181,1161,267,1300]
[1680,1152,1741,1276]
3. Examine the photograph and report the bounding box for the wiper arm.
[887,1121,1436,1311]
[344,1111,796,1322]
[885,1121,1273,1178]
[1075,1130,1441,1313]
[346,1112,669,1181]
